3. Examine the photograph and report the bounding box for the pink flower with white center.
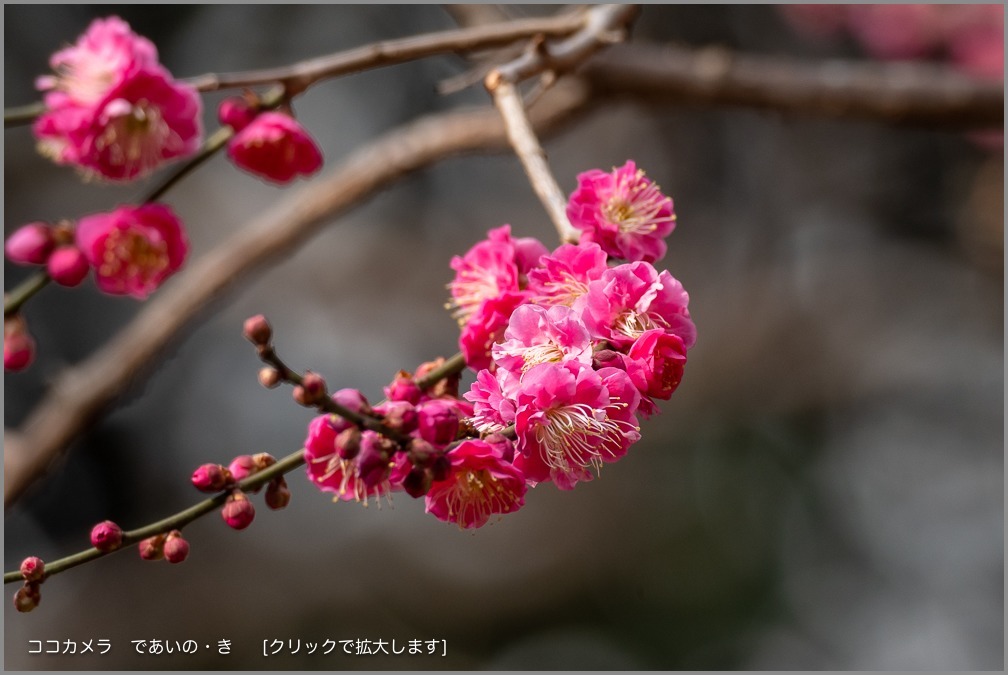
[227,112,323,185]
[458,290,527,371]
[566,160,676,263]
[513,362,640,490]
[624,329,687,401]
[492,304,593,386]
[33,17,202,181]
[75,203,189,299]
[425,438,527,529]
[72,69,202,181]
[463,367,516,434]
[446,230,520,327]
[36,16,158,107]
[527,241,608,307]
[581,261,696,351]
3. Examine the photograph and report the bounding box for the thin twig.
[3,101,45,128]
[3,272,50,319]
[484,4,640,244]
[4,78,593,509]
[583,42,1004,128]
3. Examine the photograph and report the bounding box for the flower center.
[446,271,500,326]
[99,227,169,284]
[534,403,622,477]
[442,468,518,528]
[613,309,664,340]
[95,100,181,175]
[602,170,675,236]
[521,341,565,372]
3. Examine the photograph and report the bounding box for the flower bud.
[242,314,272,346]
[222,491,255,530]
[5,222,54,265]
[332,388,371,415]
[252,452,276,471]
[163,530,190,563]
[138,534,166,561]
[265,477,291,510]
[13,582,41,613]
[384,371,421,404]
[258,366,281,388]
[335,426,362,460]
[378,400,417,434]
[19,557,45,583]
[90,520,123,552]
[414,357,460,398]
[417,400,460,446]
[356,431,396,489]
[217,96,257,132]
[401,466,432,499]
[482,432,516,463]
[3,320,36,372]
[299,371,326,404]
[406,438,437,467]
[592,348,624,370]
[46,245,89,286]
[191,463,233,492]
[228,454,256,481]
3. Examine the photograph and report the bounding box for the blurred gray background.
[3,4,1003,670]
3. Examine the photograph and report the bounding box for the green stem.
[4,102,45,128]
[4,272,50,318]
[141,126,234,204]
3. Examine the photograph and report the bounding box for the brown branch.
[3,77,593,510]
[583,42,1004,128]
[184,11,588,95]
[485,4,640,244]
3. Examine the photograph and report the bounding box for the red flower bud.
[228,454,256,481]
[46,245,89,286]
[335,427,362,460]
[402,466,432,499]
[191,463,233,492]
[222,491,255,530]
[163,530,190,563]
[265,477,291,510]
[5,222,54,265]
[384,371,421,404]
[300,371,326,402]
[217,97,257,132]
[90,520,123,551]
[19,557,45,583]
[4,315,36,372]
[242,314,272,346]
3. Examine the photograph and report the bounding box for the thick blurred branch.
[584,42,1004,128]
[3,78,593,510]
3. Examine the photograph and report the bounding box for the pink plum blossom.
[463,367,516,434]
[33,17,201,181]
[526,241,608,307]
[75,203,189,299]
[458,290,527,371]
[492,304,593,386]
[513,362,640,490]
[446,227,523,327]
[303,416,397,505]
[623,329,687,401]
[227,112,323,184]
[425,438,527,529]
[580,261,696,350]
[566,160,676,263]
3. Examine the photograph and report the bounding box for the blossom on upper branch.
[33,16,201,181]
[566,160,676,263]
[226,112,323,184]
[75,203,189,299]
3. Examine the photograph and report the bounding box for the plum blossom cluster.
[291,161,694,529]
[191,451,291,530]
[33,16,202,181]
[4,203,189,371]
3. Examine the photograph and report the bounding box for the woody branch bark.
[3,78,593,510]
[583,42,1003,128]
[485,4,640,244]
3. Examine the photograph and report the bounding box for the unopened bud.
[19,557,45,583]
[191,463,233,492]
[217,96,257,132]
[384,371,421,404]
[379,400,417,433]
[5,222,54,265]
[414,357,460,398]
[13,582,41,613]
[4,316,36,373]
[402,466,432,499]
[335,427,362,460]
[139,534,167,561]
[482,432,516,463]
[258,367,281,388]
[332,388,371,415]
[430,454,451,482]
[90,520,123,552]
[228,454,256,481]
[252,452,276,471]
[357,432,396,489]
[417,400,460,445]
[222,491,255,530]
[592,348,624,370]
[242,314,272,346]
[46,245,89,287]
[407,438,437,467]
[265,477,291,510]
[300,371,326,403]
[163,530,190,563]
